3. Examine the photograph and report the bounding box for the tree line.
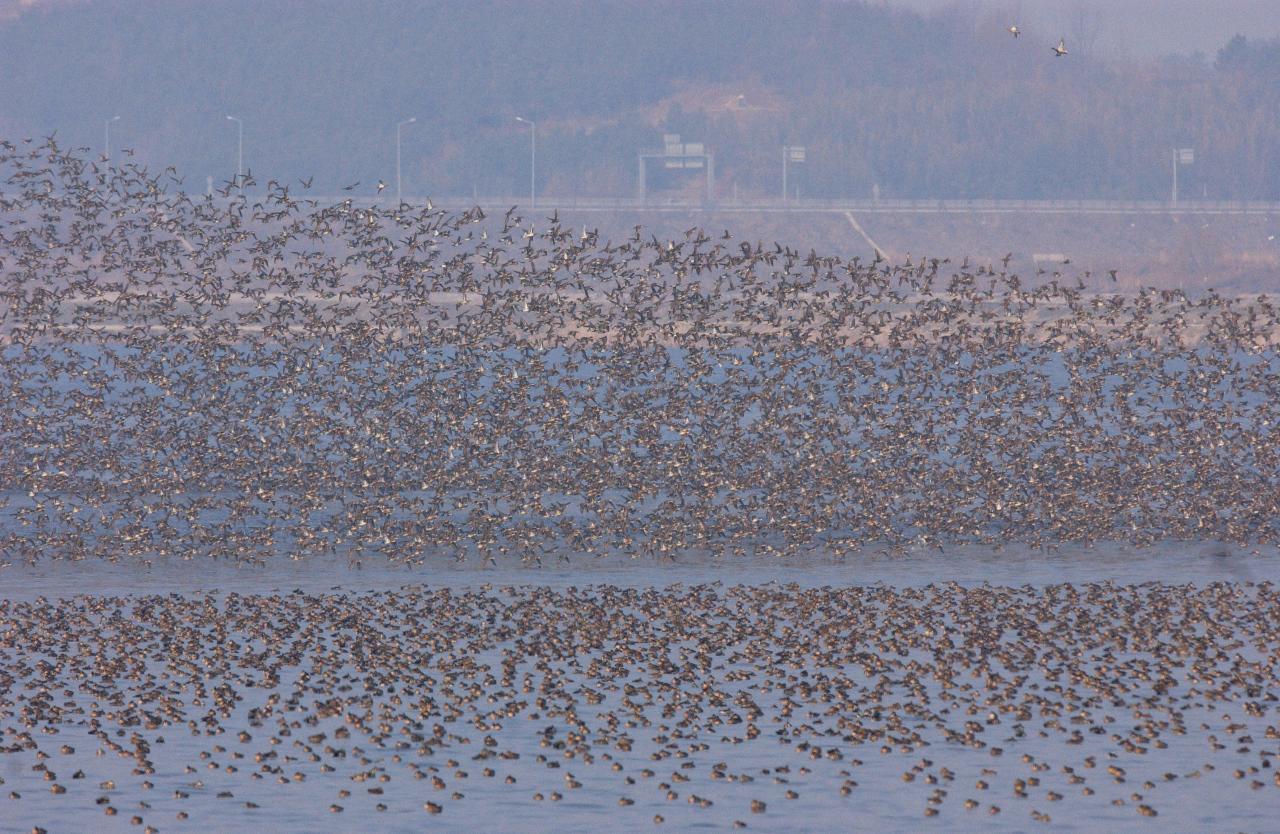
[0,0,1277,201]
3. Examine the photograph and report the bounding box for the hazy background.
[892,0,1280,60]
[1,0,1278,202]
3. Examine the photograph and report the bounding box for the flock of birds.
[2,581,1279,830]
[1004,24,1069,57]
[1,137,1277,565]
[2,137,1279,829]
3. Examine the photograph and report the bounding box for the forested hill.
[1,0,1278,201]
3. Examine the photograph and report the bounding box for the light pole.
[396,117,416,204]
[782,146,788,202]
[104,115,120,165]
[515,116,536,210]
[226,115,243,193]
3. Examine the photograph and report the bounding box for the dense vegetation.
[1,1,1278,200]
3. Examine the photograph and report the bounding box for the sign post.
[1173,148,1194,205]
[783,145,806,202]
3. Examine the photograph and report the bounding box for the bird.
[1052,37,1068,56]
[1007,25,1020,38]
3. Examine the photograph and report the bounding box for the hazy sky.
[3,0,1277,58]
[883,0,1279,59]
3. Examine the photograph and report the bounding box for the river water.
[2,544,1277,833]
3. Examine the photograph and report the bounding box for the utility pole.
[226,115,243,193]
[515,117,536,209]
[396,117,416,204]
[104,115,120,164]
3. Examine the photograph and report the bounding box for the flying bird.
[1052,37,1068,57]
[1008,25,1020,37]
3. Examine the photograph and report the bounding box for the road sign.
[640,134,714,202]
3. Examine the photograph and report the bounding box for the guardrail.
[413,196,1280,215]
[171,193,1280,215]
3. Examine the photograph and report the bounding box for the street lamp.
[226,115,243,193]
[515,116,536,210]
[396,117,416,205]
[104,115,120,165]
